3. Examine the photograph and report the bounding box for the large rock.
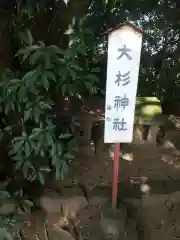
[39,190,88,239]
[0,200,17,215]
[137,206,171,240]
[47,223,76,240]
[160,130,180,165]
[40,190,88,220]
[142,194,168,207]
[168,190,180,205]
[21,210,76,240]
[100,204,127,239]
[125,218,139,240]
[162,130,180,150]
[88,196,108,208]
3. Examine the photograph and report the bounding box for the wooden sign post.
[104,22,143,209]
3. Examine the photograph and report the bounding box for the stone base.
[100,204,127,239]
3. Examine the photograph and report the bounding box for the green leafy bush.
[0,29,99,237]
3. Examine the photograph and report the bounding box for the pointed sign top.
[104,21,145,36]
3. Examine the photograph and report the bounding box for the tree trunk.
[0,9,13,69]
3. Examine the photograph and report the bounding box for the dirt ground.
[62,129,180,239]
[21,129,180,240]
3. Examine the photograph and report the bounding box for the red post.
[112,143,120,209]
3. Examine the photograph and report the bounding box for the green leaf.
[91,67,100,73]
[38,171,45,185]
[19,29,34,46]
[45,71,56,82]
[25,142,31,157]
[69,69,76,80]
[68,84,76,96]
[45,119,55,130]
[44,55,52,69]
[15,160,23,170]
[11,139,24,155]
[0,191,10,199]
[18,84,27,100]
[29,131,41,140]
[52,155,58,165]
[33,106,41,123]
[0,228,13,240]
[4,125,13,133]
[39,101,52,110]
[45,132,54,146]
[57,143,62,155]
[85,74,99,83]
[39,167,51,173]
[23,199,34,208]
[23,69,37,85]
[21,199,34,214]
[55,165,61,180]
[40,149,45,157]
[27,29,34,45]
[22,131,27,137]
[22,161,31,179]
[41,75,49,90]
[71,64,82,71]
[32,128,42,133]
[47,45,65,55]
[83,81,93,90]
[27,170,37,182]
[17,45,41,57]
[61,84,67,95]
[68,138,78,153]
[12,137,24,143]
[16,47,31,62]
[9,79,21,85]
[64,152,74,160]
[24,108,32,121]
[4,102,15,114]
[50,145,56,157]
[29,50,43,65]
[59,133,71,139]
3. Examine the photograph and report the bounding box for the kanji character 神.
[114,95,129,111]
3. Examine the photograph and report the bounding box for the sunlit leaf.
[18,84,27,100]
[38,171,45,185]
[29,50,43,65]
[10,139,24,155]
[91,67,100,73]
[59,133,71,139]
[41,74,49,90]
[61,84,67,95]
[45,70,56,82]
[33,106,41,123]
[29,131,41,140]
[0,191,10,199]
[24,108,32,121]
[23,199,34,208]
[23,69,37,83]
[39,101,52,110]
[45,132,54,146]
[0,228,13,240]
[25,142,31,157]
[47,45,65,55]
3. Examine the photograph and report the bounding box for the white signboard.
[104,24,143,143]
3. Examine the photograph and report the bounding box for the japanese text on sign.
[104,24,143,143]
